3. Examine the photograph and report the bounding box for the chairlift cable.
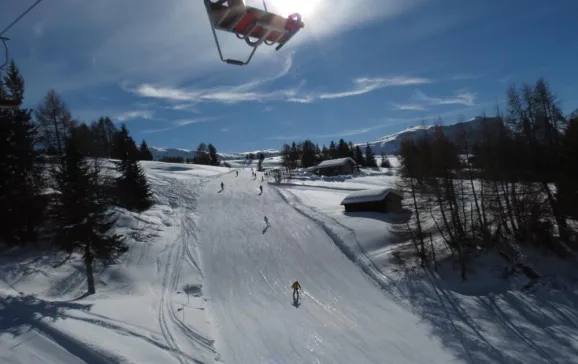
[0,0,46,37]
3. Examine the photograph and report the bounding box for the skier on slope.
[259,185,263,193]
[221,182,224,190]
[291,281,301,301]
[264,216,270,226]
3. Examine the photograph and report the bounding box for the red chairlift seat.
[205,0,304,66]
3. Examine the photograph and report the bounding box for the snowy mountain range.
[150,116,500,160]
[149,147,280,161]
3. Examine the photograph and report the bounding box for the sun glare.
[268,0,320,17]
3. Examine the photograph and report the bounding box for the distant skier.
[291,281,301,301]
[261,176,264,182]
[259,185,263,193]
[264,216,270,226]
[221,182,224,190]
[236,171,238,177]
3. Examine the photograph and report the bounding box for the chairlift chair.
[204,0,304,66]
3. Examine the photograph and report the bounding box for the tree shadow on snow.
[395,264,578,364]
[0,294,133,364]
[0,294,92,338]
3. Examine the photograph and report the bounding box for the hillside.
[149,147,280,161]
[363,116,503,155]
[2,161,576,364]
[151,116,501,161]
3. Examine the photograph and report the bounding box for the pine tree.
[53,134,127,294]
[139,140,153,161]
[91,117,117,158]
[337,139,349,158]
[194,143,211,165]
[2,60,24,104]
[380,152,391,168]
[257,152,265,171]
[314,144,322,164]
[35,90,75,156]
[208,143,219,166]
[300,140,317,168]
[280,143,292,169]
[321,145,330,161]
[365,143,377,167]
[329,141,337,159]
[0,105,45,244]
[114,125,153,211]
[353,145,365,167]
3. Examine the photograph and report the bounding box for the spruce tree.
[380,152,391,168]
[329,141,337,159]
[139,140,153,161]
[35,90,74,156]
[365,143,377,167]
[114,125,153,211]
[194,143,211,165]
[300,140,317,168]
[0,105,45,244]
[0,61,45,244]
[53,133,127,294]
[354,145,365,167]
[321,145,330,161]
[207,143,219,166]
[2,60,25,104]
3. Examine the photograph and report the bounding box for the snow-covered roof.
[340,188,401,205]
[316,157,357,169]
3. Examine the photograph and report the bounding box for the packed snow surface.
[1,160,577,364]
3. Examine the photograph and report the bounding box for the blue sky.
[2,0,578,152]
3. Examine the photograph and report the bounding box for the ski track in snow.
[3,163,577,364]
[152,172,219,363]
[196,169,459,364]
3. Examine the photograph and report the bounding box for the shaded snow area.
[1,161,578,364]
[275,181,578,364]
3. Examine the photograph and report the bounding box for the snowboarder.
[264,216,270,226]
[291,281,301,301]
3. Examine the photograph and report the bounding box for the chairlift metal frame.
[204,0,304,66]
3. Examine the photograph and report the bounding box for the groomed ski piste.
[1,161,577,364]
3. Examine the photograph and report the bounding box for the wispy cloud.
[141,116,218,133]
[318,77,432,100]
[390,102,427,111]
[266,124,390,141]
[116,110,156,122]
[127,75,431,105]
[413,89,476,106]
[220,128,230,132]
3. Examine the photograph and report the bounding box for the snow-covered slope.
[195,169,456,363]
[2,160,577,364]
